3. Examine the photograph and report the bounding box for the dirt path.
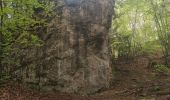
[0,56,170,100]
[97,56,170,100]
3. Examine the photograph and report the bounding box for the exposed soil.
[0,54,170,100]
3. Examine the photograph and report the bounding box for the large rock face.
[18,0,114,95]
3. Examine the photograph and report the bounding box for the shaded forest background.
[0,0,170,99]
[1,0,170,82]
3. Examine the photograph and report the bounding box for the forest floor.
[0,54,170,100]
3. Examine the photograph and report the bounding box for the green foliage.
[0,0,54,71]
[111,0,163,59]
[154,64,170,74]
[110,31,132,58]
[149,0,170,66]
[142,40,161,54]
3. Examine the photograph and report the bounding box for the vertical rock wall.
[19,0,115,95]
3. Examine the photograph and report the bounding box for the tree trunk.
[0,0,4,75]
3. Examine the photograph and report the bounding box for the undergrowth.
[154,64,170,74]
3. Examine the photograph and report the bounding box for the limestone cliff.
[16,0,115,95]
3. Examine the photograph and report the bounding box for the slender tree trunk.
[0,0,4,76]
